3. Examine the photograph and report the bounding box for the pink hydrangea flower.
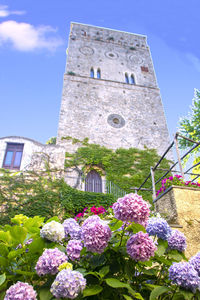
[82,215,111,253]
[127,231,157,261]
[4,282,37,300]
[67,240,83,261]
[112,193,150,227]
[35,248,68,276]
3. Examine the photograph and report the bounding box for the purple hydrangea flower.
[167,230,187,252]
[25,238,33,245]
[146,217,171,240]
[82,215,112,253]
[4,281,37,300]
[169,262,200,292]
[35,248,68,276]
[50,269,86,299]
[67,240,83,261]
[127,231,157,261]
[190,252,200,276]
[40,221,65,242]
[112,193,150,227]
[63,218,82,240]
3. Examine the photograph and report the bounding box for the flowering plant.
[156,174,200,196]
[1,194,200,300]
[75,205,107,221]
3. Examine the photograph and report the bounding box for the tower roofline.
[70,22,147,39]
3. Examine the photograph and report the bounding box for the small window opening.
[90,68,94,78]
[3,143,24,170]
[130,74,135,84]
[97,68,101,79]
[125,73,129,84]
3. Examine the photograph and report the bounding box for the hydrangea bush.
[0,194,200,300]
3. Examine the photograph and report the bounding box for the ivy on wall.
[0,169,114,225]
[64,137,171,202]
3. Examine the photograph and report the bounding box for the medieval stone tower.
[57,22,170,155]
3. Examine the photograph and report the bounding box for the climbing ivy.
[0,169,114,226]
[64,138,171,202]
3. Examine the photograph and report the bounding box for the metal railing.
[132,132,200,201]
[64,176,126,199]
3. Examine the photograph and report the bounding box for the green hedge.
[0,169,114,225]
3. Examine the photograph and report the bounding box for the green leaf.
[0,244,9,257]
[0,231,12,245]
[45,216,60,223]
[0,274,6,287]
[126,222,146,234]
[109,220,123,231]
[150,286,171,300]
[156,244,166,256]
[167,250,183,262]
[28,237,45,254]
[15,270,35,276]
[123,295,133,300]
[8,248,24,260]
[178,290,195,300]
[9,226,27,244]
[105,278,129,289]
[99,266,109,278]
[39,288,53,300]
[0,257,8,267]
[83,285,103,297]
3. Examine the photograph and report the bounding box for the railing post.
[174,133,185,180]
[150,167,156,201]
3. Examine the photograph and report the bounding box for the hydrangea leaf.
[9,226,27,244]
[0,274,6,287]
[150,286,171,300]
[83,285,103,297]
[39,288,52,300]
[99,266,109,278]
[109,219,123,231]
[123,295,132,300]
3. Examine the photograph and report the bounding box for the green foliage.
[64,141,170,203]
[46,137,57,144]
[0,169,114,225]
[178,89,200,174]
[0,213,196,300]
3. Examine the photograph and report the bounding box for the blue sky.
[0,0,199,144]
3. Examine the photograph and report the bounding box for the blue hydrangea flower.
[50,269,86,299]
[190,252,200,276]
[167,230,186,252]
[169,262,200,292]
[4,281,37,300]
[63,218,82,240]
[146,217,171,240]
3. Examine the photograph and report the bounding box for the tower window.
[130,74,135,84]
[97,68,101,79]
[3,143,24,170]
[125,73,129,84]
[90,68,94,78]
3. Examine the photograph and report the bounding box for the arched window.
[125,73,129,84]
[85,170,102,193]
[97,68,101,79]
[90,68,94,78]
[130,74,135,84]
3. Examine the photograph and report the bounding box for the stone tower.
[57,22,171,155]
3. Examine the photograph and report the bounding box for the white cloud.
[0,20,63,51]
[0,5,25,17]
[186,53,200,72]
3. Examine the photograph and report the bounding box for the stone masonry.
[57,23,171,155]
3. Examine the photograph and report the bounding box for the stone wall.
[155,186,200,257]
[0,136,65,172]
[57,23,171,157]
